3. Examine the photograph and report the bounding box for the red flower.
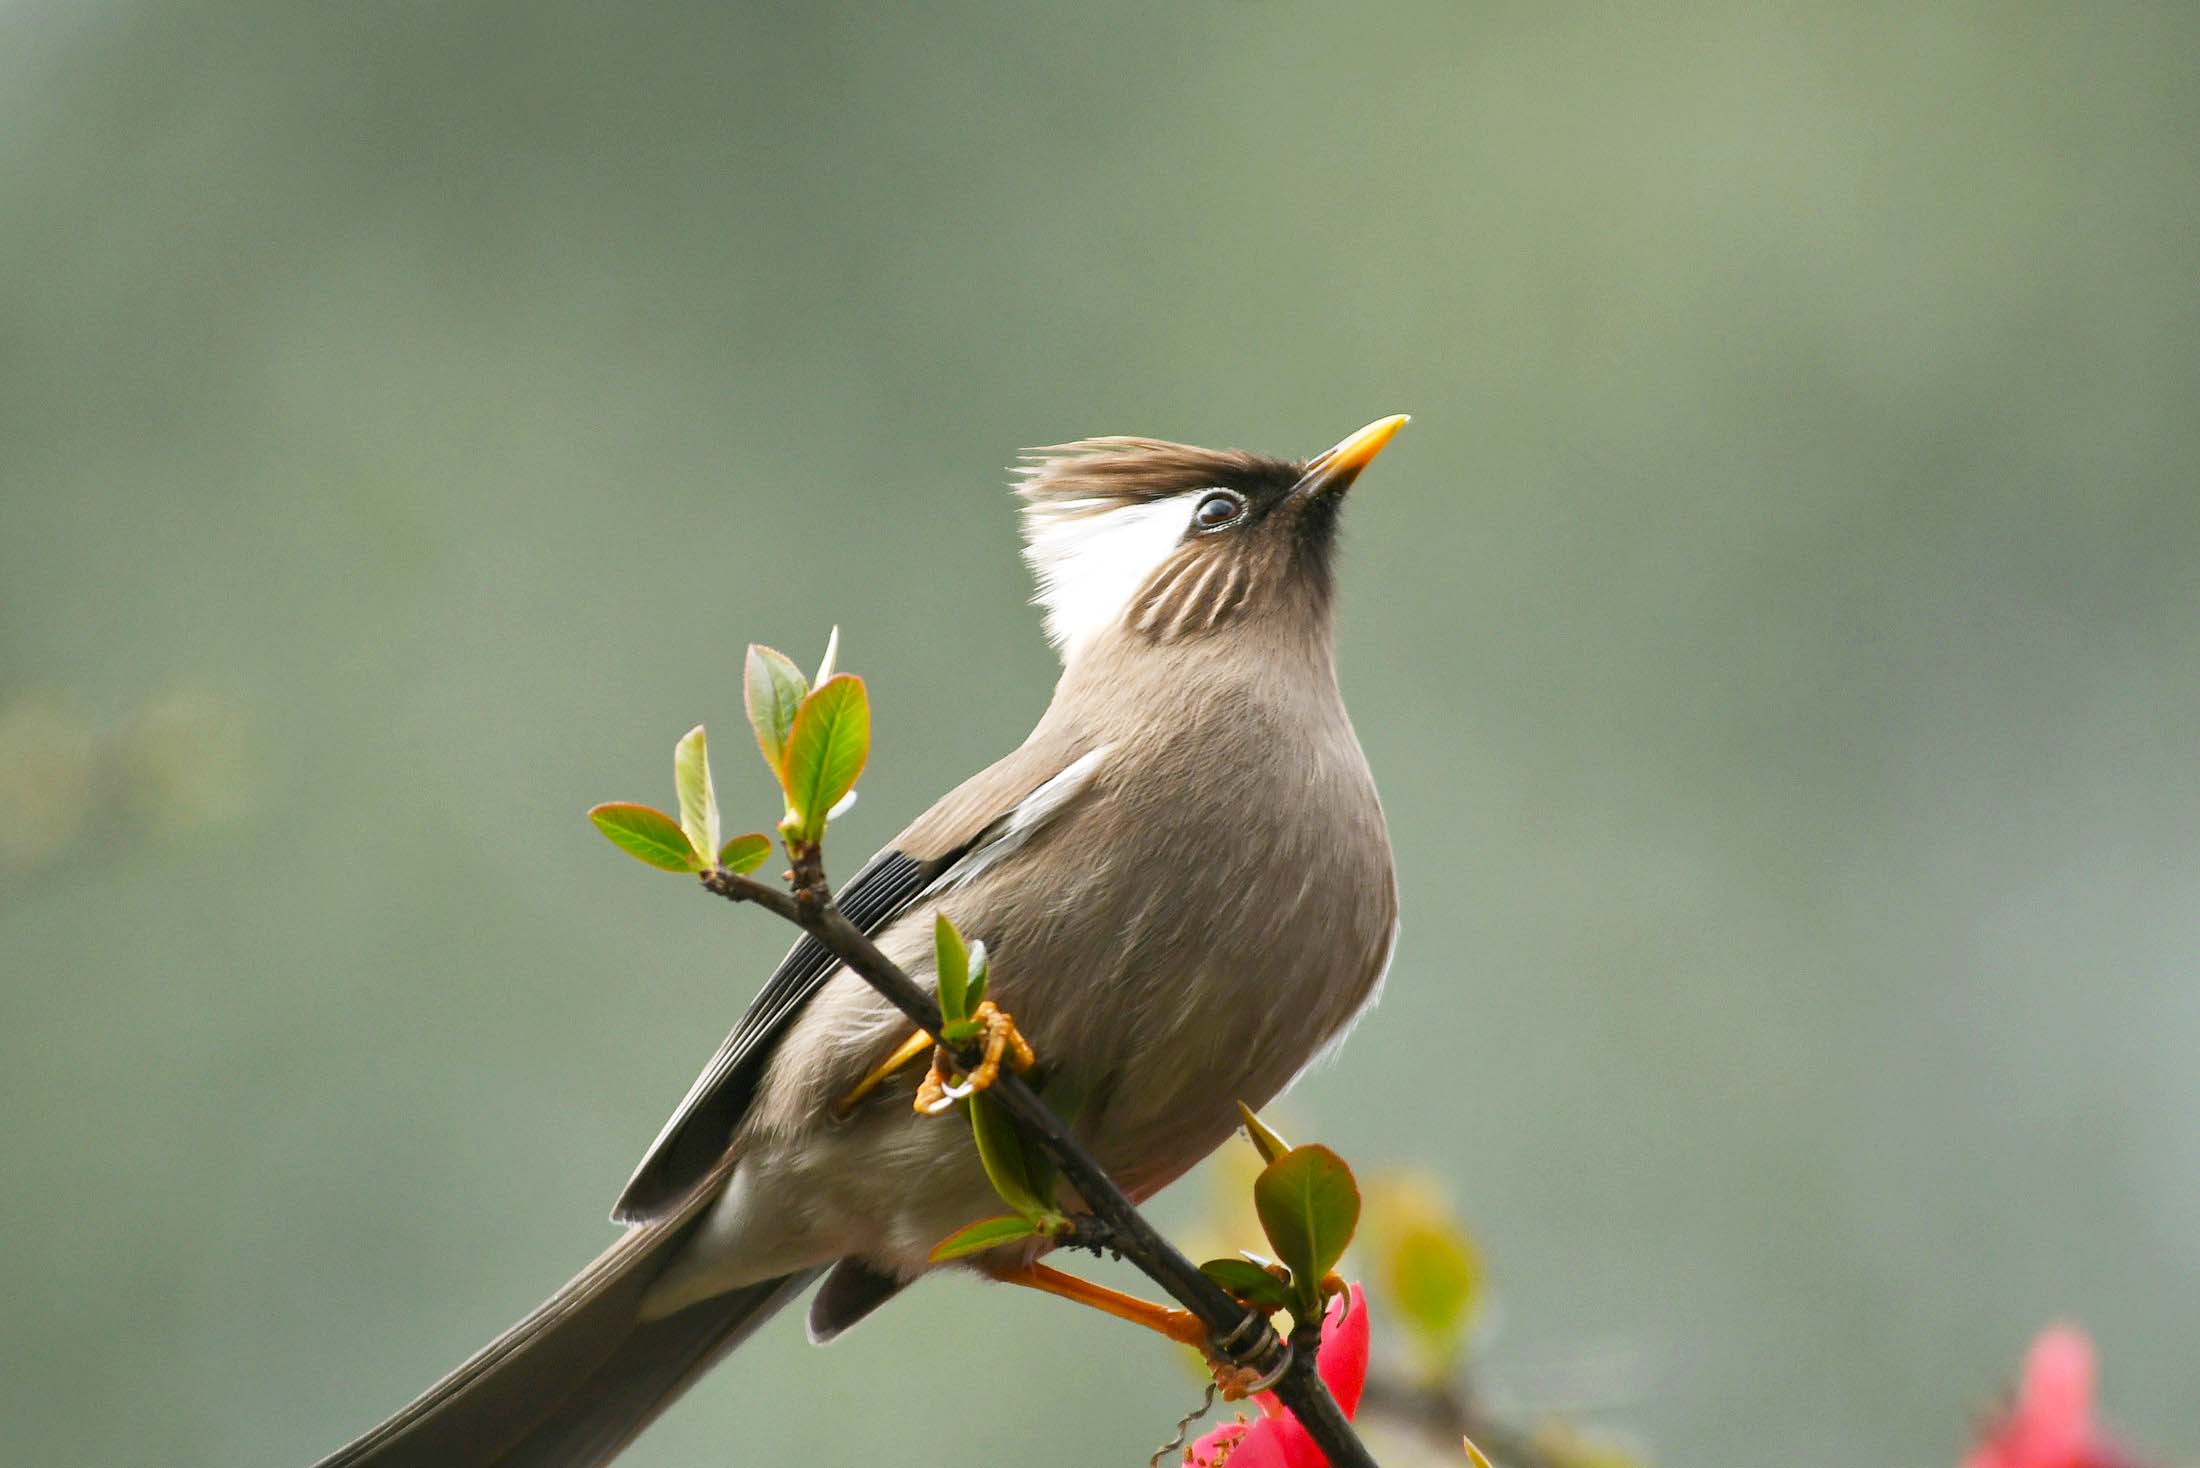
[1966,1325,2136,1468]
[1186,1284,1371,1468]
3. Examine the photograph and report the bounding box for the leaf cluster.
[1197,1106,1363,1322]
[586,632,866,876]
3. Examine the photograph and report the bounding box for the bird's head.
[1014,415,1408,665]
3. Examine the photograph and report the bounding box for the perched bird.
[316,416,1409,1467]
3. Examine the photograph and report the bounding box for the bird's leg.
[994,1261,1208,1346]
[912,1001,1035,1114]
[830,1029,937,1119]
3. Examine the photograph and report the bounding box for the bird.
[314,415,1409,1467]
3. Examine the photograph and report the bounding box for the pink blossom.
[1966,1325,2136,1468]
[1186,1284,1370,1468]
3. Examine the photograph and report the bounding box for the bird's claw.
[913,1001,1035,1114]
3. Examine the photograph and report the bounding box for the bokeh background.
[4,3,2196,1464]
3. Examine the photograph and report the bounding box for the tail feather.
[806,1257,909,1344]
[493,1272,818,1468]
[315,1165,812,1468]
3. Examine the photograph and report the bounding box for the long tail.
[314,1175,816,1468]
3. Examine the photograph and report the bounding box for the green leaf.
[928,1213,1043,1263]
[743,644,808,781]
[1254,1144,1361,1315]
[781,674,869,844]
[673,725,719,869]
[716,832,772,874]
[814,624,841,684]
[1388,1221,1481,1371]
[1237,1101,1292,1165]
[935,914,970,1023]
[588,802,702,873]
[1200,1257,1296,1311]
[969,1092,1057,1220]
[963,939,989,1012]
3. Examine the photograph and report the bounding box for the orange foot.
[914,1000,1035,1114]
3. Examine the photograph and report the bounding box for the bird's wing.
[610,723,1100,1224]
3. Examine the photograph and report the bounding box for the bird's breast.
[939,690,1396,1188]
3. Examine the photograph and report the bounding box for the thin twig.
[701,862,1380,1468]
[1149,1382,1219,1468]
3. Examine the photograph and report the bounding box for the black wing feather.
[610,847,947,1223]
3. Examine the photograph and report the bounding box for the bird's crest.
[1013,438,1299,660]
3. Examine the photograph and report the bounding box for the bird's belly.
[1059,906,1393,1200]
[669,897,1388,1297]
[934,821,1393,1231]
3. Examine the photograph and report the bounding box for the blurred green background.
[4,2,2196,1464]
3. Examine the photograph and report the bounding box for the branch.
[701,861,1379,1468]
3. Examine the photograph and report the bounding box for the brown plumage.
[313,417,1408,1468]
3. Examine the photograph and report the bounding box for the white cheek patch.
[1021,491,1204,661]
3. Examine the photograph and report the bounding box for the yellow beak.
[1300,413,1410,495]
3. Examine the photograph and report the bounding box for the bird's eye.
[1192,491,1245,531]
